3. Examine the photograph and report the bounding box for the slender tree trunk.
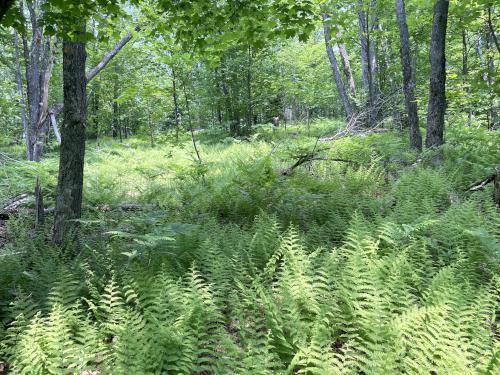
[396,0,422,151]
[112,63,121,141]
[426,0,449,149]
[181,75,202,164]
[370,0,379,97]
[357,0,375,126]
[358,0,371,93]
[14,31,28,155]
[462,28,472,127]
[172,66,180,141]
[485,25,498,129]
[53,27,87,246]
[246,45,253,130]
[336,33,356,95]
[323,14,353,119]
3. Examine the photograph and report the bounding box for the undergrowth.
[0,121,498,374]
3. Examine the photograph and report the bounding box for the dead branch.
[465,168,500,207]
[281,152,357,176]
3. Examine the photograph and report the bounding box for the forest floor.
[0,120,499,374]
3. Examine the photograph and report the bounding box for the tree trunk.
[33,36,55,161]
[369,0,379,97]
[425,0,449,149]
[357,0,375,126]
[323,14,353,120]
[358,0,371,94]
[336,34,356,95]
[462,27,472,127]
[246,45,253,130]
[53,28,87,246]
[14,30,28,156]
[485,25,498,129]
[395,0,422,151]
[172,66,181,141]
[112,63,120,140]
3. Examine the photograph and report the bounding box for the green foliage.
[1,123,498,374]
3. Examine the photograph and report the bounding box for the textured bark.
[396,0,422,151]
[426,0,449,149]
[369,0,379,97]
[20,0,55,162]
[323,14,353,119]
[14,30,28,155]
[53,30,87,246]
[33,36,55,161]
[336,32,356,94]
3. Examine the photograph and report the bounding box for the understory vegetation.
[1,122,498,374]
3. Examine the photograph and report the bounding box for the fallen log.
[1,193,30,216]
[2,193,158,217]
[465,168,500,206]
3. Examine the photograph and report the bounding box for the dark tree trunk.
[396,0,422,151]
[323,14,353,120]
[53,28,87,246]
[426,0,449,149]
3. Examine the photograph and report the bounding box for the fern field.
[0,124,499,374]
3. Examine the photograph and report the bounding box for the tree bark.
[323,14,353,120]
[14,30,28,155]
[369,0,379,97]
[53,28,87,246]
[336,34,356,95]
[425,0,449,149]
[395,0,422,151]
[357,0,375,126]
[358,0,371,94]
